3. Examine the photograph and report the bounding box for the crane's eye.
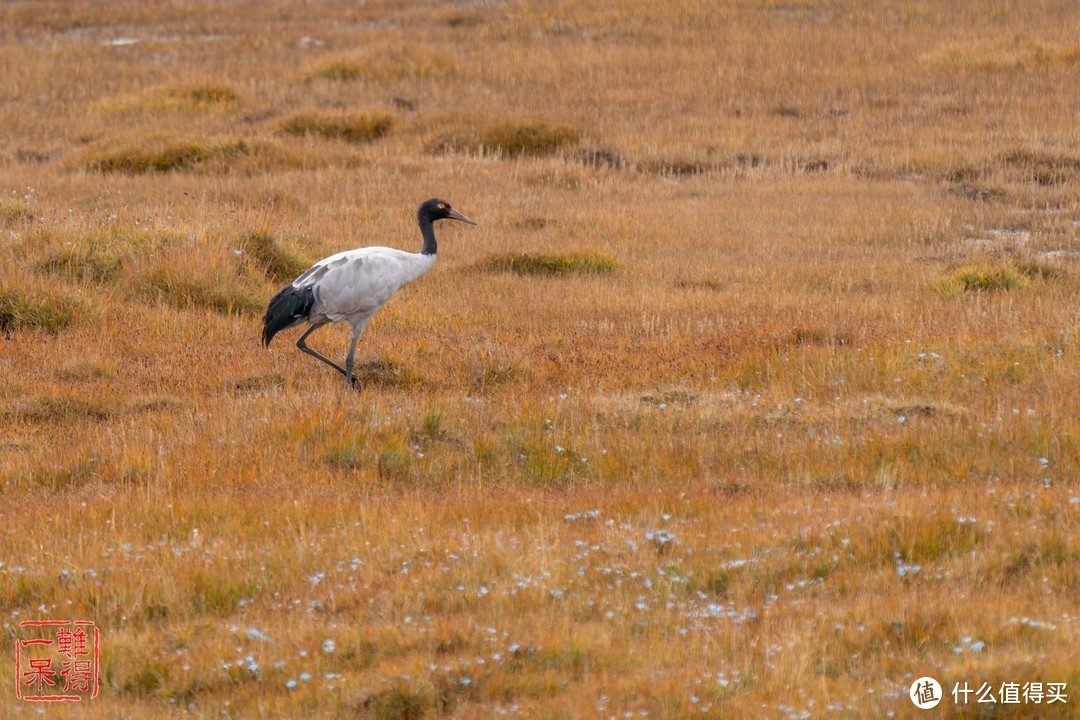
[438,203,447,209]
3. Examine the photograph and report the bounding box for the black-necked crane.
[261,198,476,386]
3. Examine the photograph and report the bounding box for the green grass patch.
[468,360,520,394]
[1001,534,1079,582]
[362,681,431,720]
[0,289,80,334]
[352,359,422,389]
[1001,147,1080,186]
[501,423,588,486]
[936,265,1027,297]
[97,82,240,115]
[0,572,51,609]
[85,139,300,174]
[138,269,262,315]
[482,122,580,157]
[425,127,482,156]
[1014,259,1066,282]
[572,145,625,169]
[377,439,412,481]
[887,514,985,564]
[428,121,580,158]
[639,156,730,176]
[323,442,365,471]
[56,361,118,382]
[310,59,365,81]
[280,111,393,144]
[168,82,240,108]
[10,395,116,423]
[36,227,181,285]
[1,199,34,224]
[88,139,253,173]
[121,661,169,697]
[239,230,309,282]
[189,572,257,616]
[309,49,455,82]
[361,667,480,718]
[232,373,286,394]
[37,246,122,284]
[476,249,620,276]
[674,277,725,292]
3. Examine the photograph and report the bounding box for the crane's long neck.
[419,215,437,256]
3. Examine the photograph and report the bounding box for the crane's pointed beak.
[448,208,477,225]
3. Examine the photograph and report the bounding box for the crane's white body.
[296,246,436,329]
[292,247,436,382]
[262,198,475,387]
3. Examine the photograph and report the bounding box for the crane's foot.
[347,373,360,390]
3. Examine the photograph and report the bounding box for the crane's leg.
[343,319,371,389]
[296,323,348,378]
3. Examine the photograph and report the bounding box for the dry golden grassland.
[1,0,1079,717]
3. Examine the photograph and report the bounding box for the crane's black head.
[418,198,477,226]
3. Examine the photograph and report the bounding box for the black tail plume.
[262,284,316,348]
